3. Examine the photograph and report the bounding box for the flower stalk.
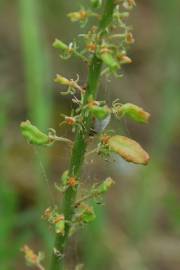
[20,1,150,269]
[51,2,116,269]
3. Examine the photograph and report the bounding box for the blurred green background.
[0,0,180,269]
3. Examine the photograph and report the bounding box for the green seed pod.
[20,120,50,146]
[55,217,65,235]
[81,206,96,224]
[54,74,71,86]
[107,135,150,165]
[89,105,111,120]
[100,52,119,71]
[61,170,69,186]
[116,103,150,123]
[53,39,68,51]
[97,177,115,194]
[91,0,102,8]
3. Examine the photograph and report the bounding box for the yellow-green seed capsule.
[53,39,68,51]
[107,135,150,165]
[101,52,119,71]
[20,120,50,146]
[89,105,111,120]
[54,216,65,235]
[81,206,96,224]
[91,0,102,8]
[116,103,150,123]
[61,170,69,186]
[54,74,71,85]
[97,177,115,194]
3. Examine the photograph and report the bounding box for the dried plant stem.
[50,1,116,269]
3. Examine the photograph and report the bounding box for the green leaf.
[107,135,150,165]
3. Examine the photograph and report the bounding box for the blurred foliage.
[0,0,179,270]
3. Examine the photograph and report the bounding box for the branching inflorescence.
[20,0,150,269]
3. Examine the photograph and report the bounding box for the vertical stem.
[50,1,116,269]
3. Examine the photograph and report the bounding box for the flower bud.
[67,10,88,22]
[86,43,97,53]
[61,170,69,186]
[54,215,65,235]
[54,74,70,86]
[20,120,50,146]
[125,32,135,44]
[97,177,115,194]
[118,55,132,64]
[81,205,96,224]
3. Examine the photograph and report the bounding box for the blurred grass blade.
[19,0,52,128]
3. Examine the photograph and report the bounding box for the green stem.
[50,1,116,269]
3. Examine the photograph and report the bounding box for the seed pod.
[20,120,51,146]
[100,52,119,71]
[107,135,150,165]
[118,55,132,64]
[54,215,65,235]
[91,0,102,8]
[81,205,96,224]
[61,170,69,186]
[115,103,150,123]
[54,74,70,86]
[125,32,135,44]
[97,177,115,194]
[53,39,68,51]
[89,105,111,120]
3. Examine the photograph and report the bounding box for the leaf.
[108,135,150,165]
